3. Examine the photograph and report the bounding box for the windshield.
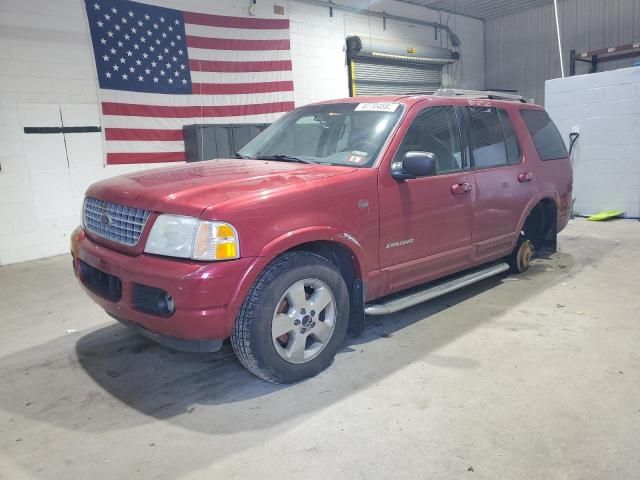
[238,102,404,167]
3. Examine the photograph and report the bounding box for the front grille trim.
[83,197,151,246]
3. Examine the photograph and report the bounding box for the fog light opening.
[164,293,175,315]
[132,284,175,317]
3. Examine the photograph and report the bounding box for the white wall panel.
[546,67,640,218]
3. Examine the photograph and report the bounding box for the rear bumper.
[71,227,262,346]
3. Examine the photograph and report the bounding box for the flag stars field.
[86,0,294,164]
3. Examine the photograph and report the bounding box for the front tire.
[231,251,349,383]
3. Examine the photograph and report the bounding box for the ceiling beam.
[393,0,554,20]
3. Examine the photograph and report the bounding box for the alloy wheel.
[271,278,337,364]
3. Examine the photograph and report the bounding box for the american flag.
[85,0,294,165]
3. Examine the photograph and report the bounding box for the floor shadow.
[0,248,595,444]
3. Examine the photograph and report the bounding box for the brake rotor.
[517,239,534,272]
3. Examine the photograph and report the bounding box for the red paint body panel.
[71,227,269,339]
[73,95,572,346]
[376,99,475,293]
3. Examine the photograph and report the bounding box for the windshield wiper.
[234,152,251,159]
[255,154,316,164]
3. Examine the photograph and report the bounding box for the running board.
[364,262,510,316]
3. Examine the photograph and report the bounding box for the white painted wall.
[0,0,484,265]
[545,67,640,218]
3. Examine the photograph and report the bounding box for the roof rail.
[434,88,528,103]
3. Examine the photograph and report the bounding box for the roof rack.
[433,88,528,103]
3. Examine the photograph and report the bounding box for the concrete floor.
[1,218,639,479]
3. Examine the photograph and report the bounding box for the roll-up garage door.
[351,56,444,96]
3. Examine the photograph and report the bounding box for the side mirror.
[391,151,437,180]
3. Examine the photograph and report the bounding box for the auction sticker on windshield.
[354,103,400,112]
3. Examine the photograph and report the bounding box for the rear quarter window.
[521,109,568,161]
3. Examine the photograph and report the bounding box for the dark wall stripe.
[24,126,102,134]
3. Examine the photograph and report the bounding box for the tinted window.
[498,109,522,165]
[466,107,508,168]
[521,109,568,160]
[395,106,463,174]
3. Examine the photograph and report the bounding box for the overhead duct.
[295,0,462,48]
[346,36,458,96]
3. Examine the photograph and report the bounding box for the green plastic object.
[587,210,625,221]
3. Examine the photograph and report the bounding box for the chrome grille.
[83,197,151,246]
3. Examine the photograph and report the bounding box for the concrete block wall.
[546,67,640,218]
[0,0,484,265]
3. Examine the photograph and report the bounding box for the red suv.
[71,90,572,383]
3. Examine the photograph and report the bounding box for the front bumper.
[108,314,224,352]
[71,227,260,349]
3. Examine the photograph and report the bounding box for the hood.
[86,158,356,217]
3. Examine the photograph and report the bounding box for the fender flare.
[258,226,367,277]
[513,193,560,246]
[224,227,368,333]
[516,193,560,232]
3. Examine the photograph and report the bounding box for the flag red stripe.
[187,36,289,51]
[189,59,292,73]
[105,128,184,141]
[107,152,186,164]
[102,101,295,118]
[191,81,293,95]
[183,11,289,30]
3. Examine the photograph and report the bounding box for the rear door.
[378,104,475,292]
[464,105,533,263]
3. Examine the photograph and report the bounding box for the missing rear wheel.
[509,235,534,273]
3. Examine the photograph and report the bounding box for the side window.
[521,109,568,160]
[395,106,463,174]
[466,107,508,168]
[498,109,522,165]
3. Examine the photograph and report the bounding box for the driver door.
[378,105,476,293]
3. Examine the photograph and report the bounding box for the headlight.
[144,215,240,261]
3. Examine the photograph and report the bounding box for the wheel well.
[289,241,359,287]
[523,198,557,255]
[288,241,365,335]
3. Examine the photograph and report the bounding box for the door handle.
[518,172,533,183]
[451,182,472,195]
